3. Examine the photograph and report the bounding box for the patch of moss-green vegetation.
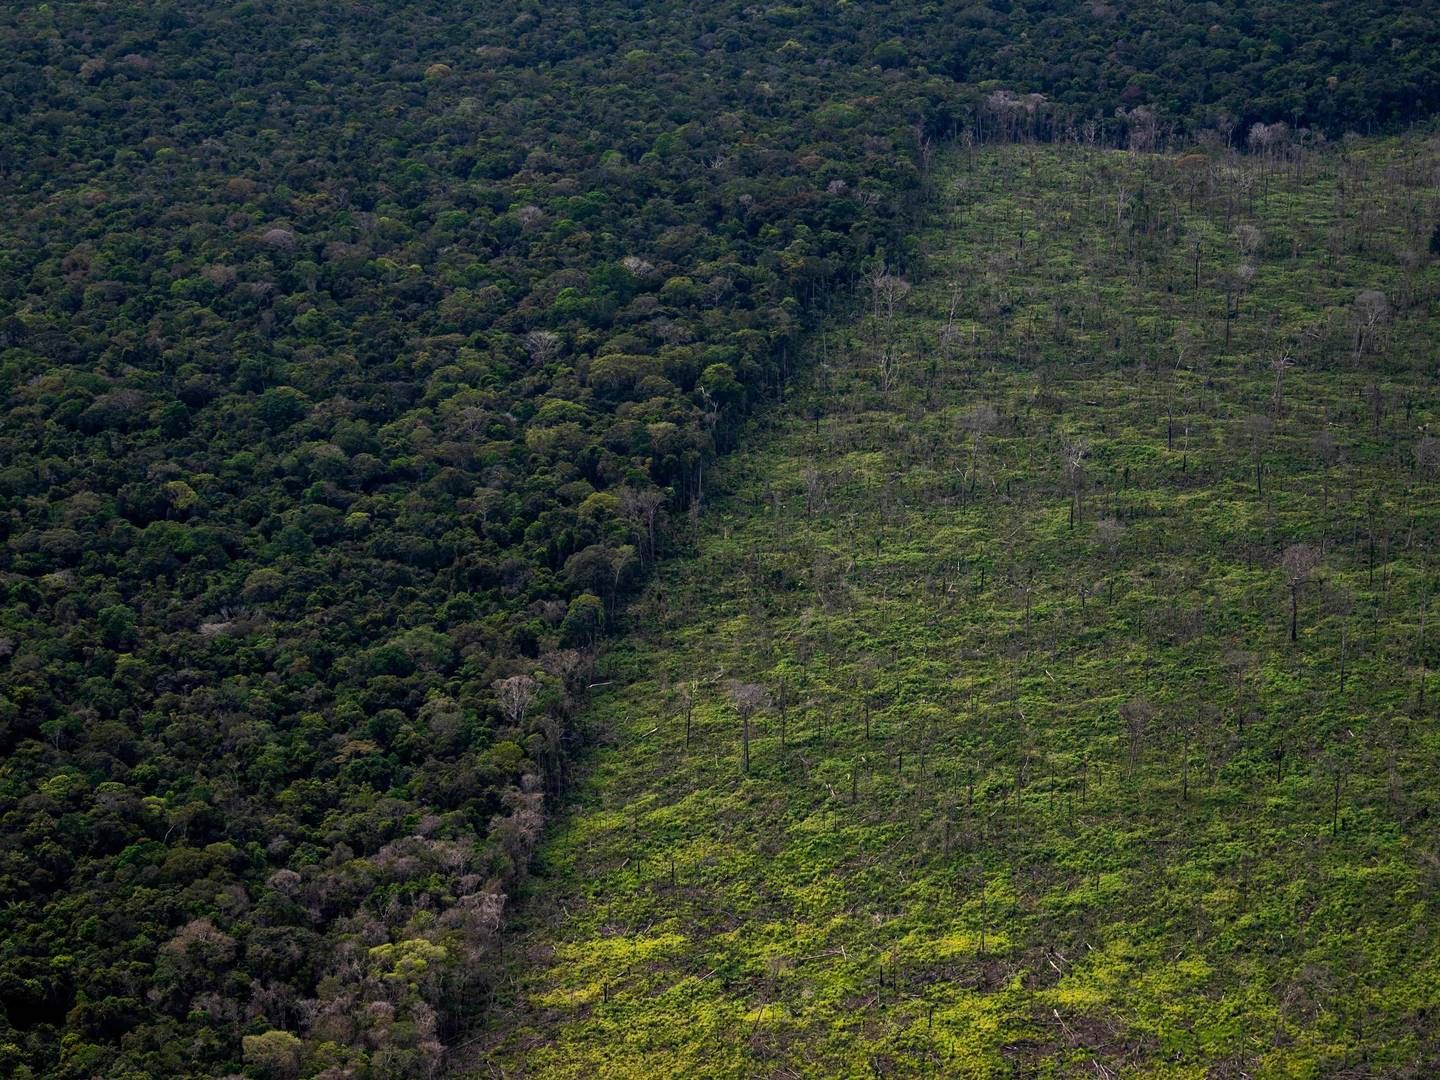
[476,139,1440,1077]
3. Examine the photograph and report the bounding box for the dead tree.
[495,673,539,728]
[1351,289,1390,363]
[1120,697,1154,777]
[731,682,769,775]
[1280,544,1321,643]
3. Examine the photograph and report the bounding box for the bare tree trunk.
[1339,621,1348,692]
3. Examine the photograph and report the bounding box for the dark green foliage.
[0,2,933,1073]
[946,0,1440,139]
[0,0,1437,1076]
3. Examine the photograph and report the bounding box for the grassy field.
[473,139,1440,1077]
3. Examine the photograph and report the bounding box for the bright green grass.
[474,141,1440,1077]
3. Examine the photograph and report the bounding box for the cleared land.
[478,140,1440,1077]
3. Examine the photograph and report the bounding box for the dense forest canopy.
[1,1,1438,1077]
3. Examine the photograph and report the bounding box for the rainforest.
[1,2,1439,1077]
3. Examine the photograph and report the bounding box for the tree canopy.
[1,0,1437,1076]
